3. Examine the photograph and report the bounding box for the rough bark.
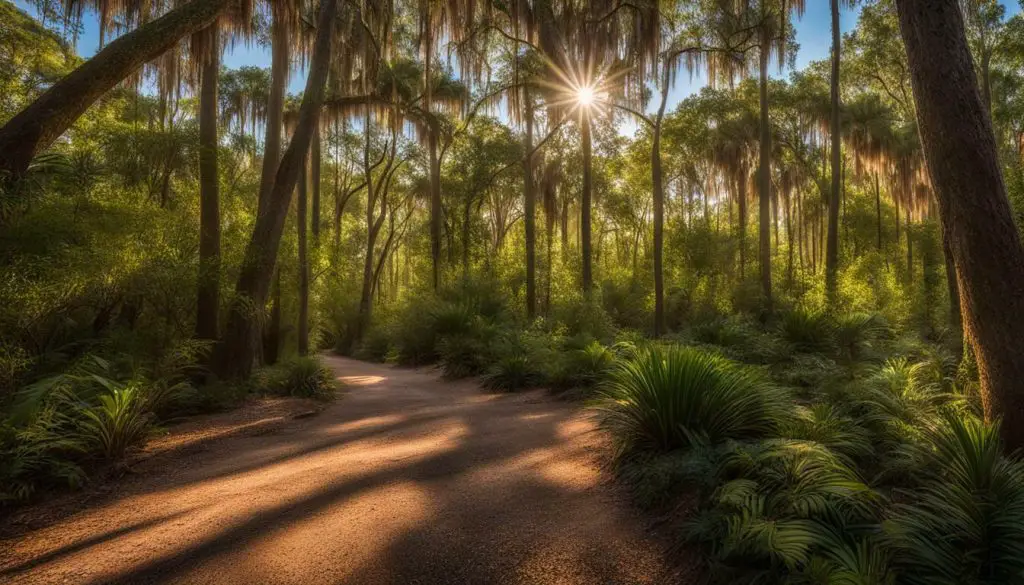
[897,0,1024,448]
[581,112,593,294]
[825,0,842,302]
[217,0,338,379]
[0,0,231,177]
[195,24,221,342]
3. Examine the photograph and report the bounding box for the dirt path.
[0,356,675,584]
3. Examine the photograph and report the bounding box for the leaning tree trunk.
[581,110,594,294]
[524,92,537,319]
[195,24,221,342]
[297,157,310,356]
[0,0,231,177]
[258,4,290,216]
[897,0,1024,449]
[217,0,338,380]
[825,0,842,303]
[758,33,774,315]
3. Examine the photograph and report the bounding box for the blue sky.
[13,0,1023,118]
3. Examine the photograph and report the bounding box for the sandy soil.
[0,356,677,584]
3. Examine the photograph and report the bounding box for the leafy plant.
[887,414,1024,585]
[779,308,836,354]
[597,346,789,459]
[78,381,152,461]
[257,357,337,400]
[481,353,543,392]
[549,341,616,392]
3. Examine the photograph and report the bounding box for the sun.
[576,85,596,107]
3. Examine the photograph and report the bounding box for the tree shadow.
[5,358,673,584]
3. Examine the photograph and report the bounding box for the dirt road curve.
[0,356,674,584]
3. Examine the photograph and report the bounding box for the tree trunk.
[758,37,773,314]
[311,123,321,241]
[942,228,962,343]
[825,0,842,303]
[524,93,537,319]
[424,12,441,291]
[897,0,1024,449]
[195,24,221,342]
[738,172,748,276]
[217,0,338,379]
[297,157,310,356]
[462,199,472,278]
[581,111,593,294]
[263,269,282,365]
[875,171,883,251]
[653,70,669,337]
[258,5,289,216]
[0,0,231,177]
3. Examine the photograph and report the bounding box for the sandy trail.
[0,356,673,584]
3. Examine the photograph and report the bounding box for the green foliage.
[549,340,617,393]
[481,352,543,392]
[597,346,788,459]
[78,381,152,461]
[256,357,337,400]
[0,407,85,503]
[887,414,1024,585]
[779,308,836,354]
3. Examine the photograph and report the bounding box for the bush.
[887,414,1024,584]
[481,353,543,392]
[78,382,153,460]
[256,357,337,400]
[779,308,836,354]
[597,346,789,459]
[438,328,493,379]
[0,408,86,504]
[354,325,392,363]
[549,341,616,393]
[833,312,892,363]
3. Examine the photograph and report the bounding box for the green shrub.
[481,352,543,392]
[0,408,86,504]
[549,341,616,393]
[779,308,836,354]
[887,414,1024,585]
[833,312,892,363]
[691,316,754,348]
[438,320,500,379]
[597,346,789,459]
[554,295,616,343]
[354,326,392,363]
[78,381,153,461]
[257,357,337,400]
[686,440,883,582]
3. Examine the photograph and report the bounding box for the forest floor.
[0,356,678,584]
